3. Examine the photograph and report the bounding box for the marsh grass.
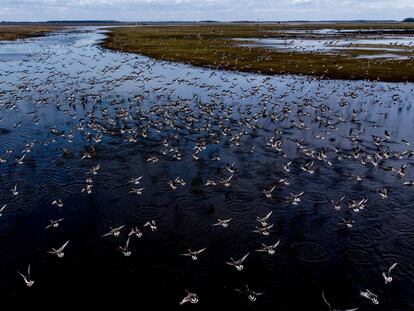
[102,23,414,82]
[0,25,62,41]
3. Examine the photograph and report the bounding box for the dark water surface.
[0,27,414,309]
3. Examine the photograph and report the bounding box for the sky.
[0,0,413,22]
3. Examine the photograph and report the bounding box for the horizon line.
[0,19,412,23]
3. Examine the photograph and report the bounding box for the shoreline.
[0,25,65,41]
[100,23,414,82]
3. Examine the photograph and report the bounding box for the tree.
[403,17,414,22]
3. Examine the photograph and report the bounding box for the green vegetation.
[102,23,414,82]
[0,25,62,41]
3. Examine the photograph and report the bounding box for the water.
[270,28,414,35]
[0,27,414,309]
[235,35,414,60]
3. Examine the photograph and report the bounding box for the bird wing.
[321,291,331,309]
[17,270,26,280]
[179,296,190,305]
[388,262,398,274]
[272,240,281,248]
[57,240,69,252]
[239,252,249,263]
[195,248,206,254]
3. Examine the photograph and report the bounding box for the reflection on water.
[271,28,414,35]
[235,31,414,60]
[0,27,414,309]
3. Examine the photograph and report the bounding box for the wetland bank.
[102,22,414,82]
[0,23,413,310]
[0,24,63,41]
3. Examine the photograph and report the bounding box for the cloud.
[0,0,413,21]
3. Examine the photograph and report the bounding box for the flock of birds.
[0,27,414,308]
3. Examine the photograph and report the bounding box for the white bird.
[378,188,388,200]
[144,220,157,232]
[330,195,345,211]
[205,179,217,186]
[212,218,231,227]
[382,262,398,284]
[129,187,144,195]
[348,198,368,212]
[256,240,280,255]
[262,186,277,198]
[48,240,70,258]
[279,177,290,186]
[256,211,272,226]
[168,180,178,190]
[220,174,233,187]
[300,161,315,174]
[253,224,273,236]
[225,162,236,174]
[169,177,185,190]
[339,218,355,229]
[17,265,34,287]
[118,237,131,256]
[88,164,101,175]
[287,191,304,205]
[11,184,18,196]
[181,248,206,261]
[101,225,125,237]
[81,184,93,194]
[282,161,292,172]
[15,154,25,165]
[235,284,264,302]
[45,218,64,229]
[360,289,379,304]
[129,176,143,185]
[128,226,143,238]
[51,199,64,207]
[179,290,199,305]
[226,252,249,271]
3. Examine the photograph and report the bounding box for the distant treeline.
[45,20,122,24]
[1,19,412,25]
[0,20,124,25]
